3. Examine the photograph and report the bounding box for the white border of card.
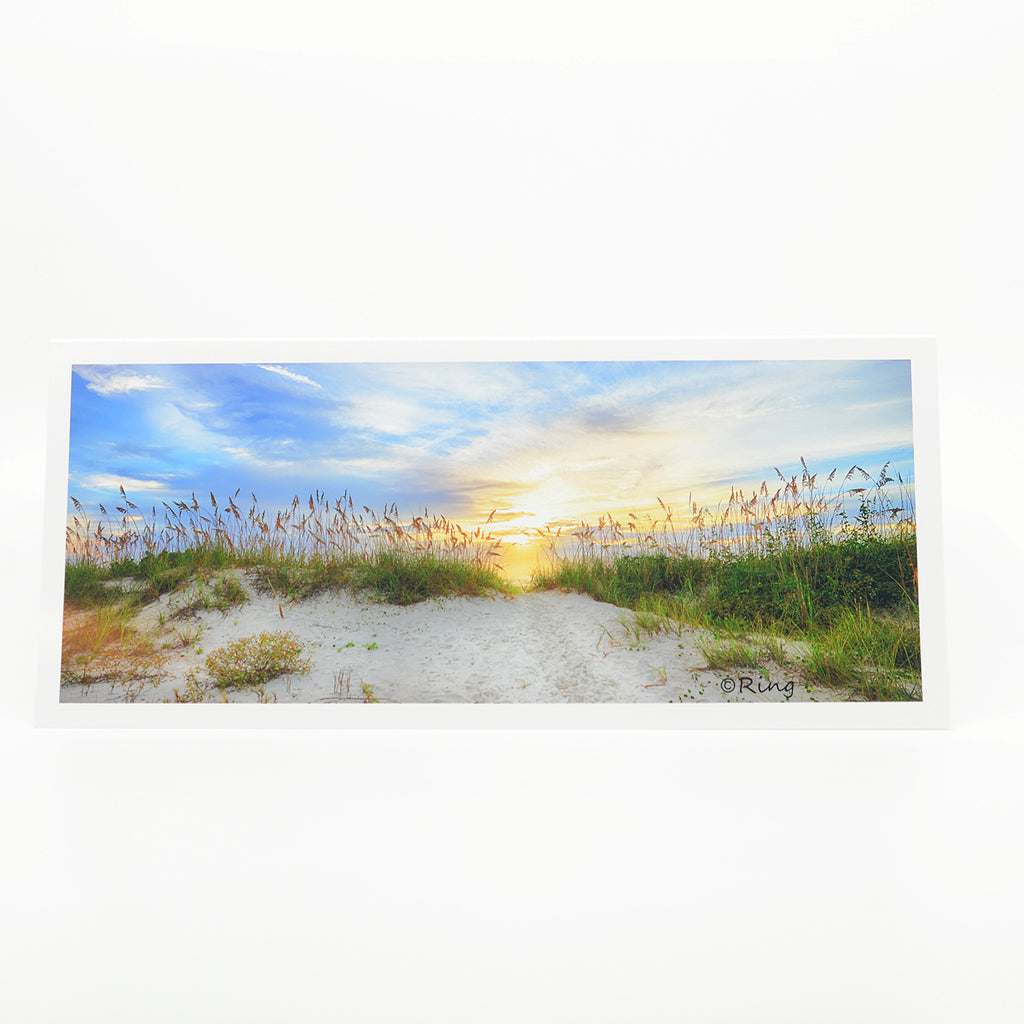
[38,338,948,729]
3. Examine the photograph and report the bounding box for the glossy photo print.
[40,340,946,728]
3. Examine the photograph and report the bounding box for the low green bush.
[200,631,312,690]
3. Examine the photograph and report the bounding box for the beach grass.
[60,599,168,696]
[63,458,920,701]
[65,488,514,608]
[62,489,514,695]
[529,460,921,700]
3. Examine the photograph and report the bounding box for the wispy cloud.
[418,360,914,525]
[152,401,232,453]
[76,367,168,396]
[258,364,323,389]
[222,445,299,472]
[67,360,915,538]
[334,393,446,437]
[80,474,169,493]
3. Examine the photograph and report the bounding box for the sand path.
[60,584,843,704]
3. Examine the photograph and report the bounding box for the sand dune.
[60,579,847,704]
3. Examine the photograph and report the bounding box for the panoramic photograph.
[59,358,921,704]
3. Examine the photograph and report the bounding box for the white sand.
[60,578,848,704]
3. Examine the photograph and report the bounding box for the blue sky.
[67,359,915,541]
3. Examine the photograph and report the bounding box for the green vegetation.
[63,459,921,702]
[351,550,506,605]
[60,600,168,694]
[530,460,921,700]
[246,550,507,605]
[697,636,768,673]
[191,631,312,692]
[802,607,921,701]
[168,574,250,619]
[66,489,513,609]
[63,488,513,703]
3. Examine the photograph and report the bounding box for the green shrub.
[200,631,312,690]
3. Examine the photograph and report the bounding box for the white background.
[1,3,1021,1021]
